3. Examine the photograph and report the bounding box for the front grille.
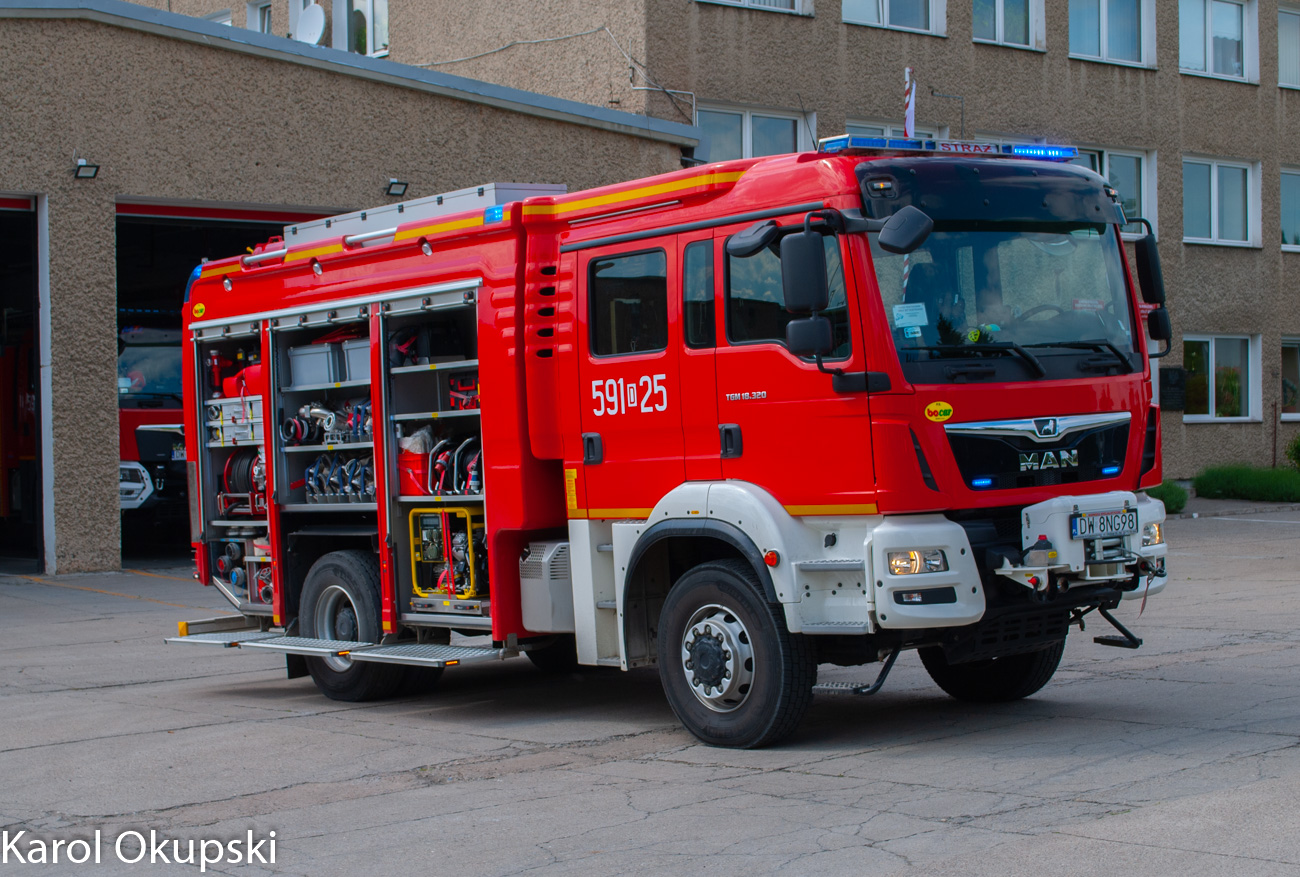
[949,423,1129,490]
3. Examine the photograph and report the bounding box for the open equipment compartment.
[381,297,489,630]
[190,317,274,615]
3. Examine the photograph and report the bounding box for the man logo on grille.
[1033,418,1059,438]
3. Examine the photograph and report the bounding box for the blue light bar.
[971,478,994,489]
[484,205,505,223]
[818,134,1078,161]
[1102,465,1121,476]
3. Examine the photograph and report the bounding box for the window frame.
[972,0,1046,51]
[1282,337,1300,420]
[1072,147,1157,241]
[697,0,809,15]
[1179,0,1259,83]
[245,1,272,32]
[1068,0,1155,68]
[696,104,816,162]
[1182,333,1262,422]
[1281,167,1300,251]
[587,247,671,359]
[204,8,234,25]
[1181,156,1260,247]
[1282,5,1300,88]
[332,0,389,57]
[842,0,948,36]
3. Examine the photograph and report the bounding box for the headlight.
[887,549,948,575]
[1142,523,1164,547]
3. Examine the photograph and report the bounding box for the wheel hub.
[680,604,755,713]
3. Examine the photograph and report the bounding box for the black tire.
[919,639,1066,703]
[525,635,580,674]
[299,550,404,702]
[657,559,815,749]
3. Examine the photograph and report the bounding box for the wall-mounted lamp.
[385,178,408,197]
[73,157,100,179]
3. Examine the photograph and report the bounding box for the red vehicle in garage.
[171,141,1172,747]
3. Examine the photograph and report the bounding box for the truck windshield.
[869,221,1136,381]
[118,326,183,405]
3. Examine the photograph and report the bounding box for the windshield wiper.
[904,342,1046,379]
[1025,340,1134,374]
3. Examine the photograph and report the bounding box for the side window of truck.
[589,249,668,356]
[725,233,850,359]
[683,240,714,349]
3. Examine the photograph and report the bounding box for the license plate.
[172,443,186,461]
[1070,509,1137,540]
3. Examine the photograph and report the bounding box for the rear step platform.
[168,630,511,668]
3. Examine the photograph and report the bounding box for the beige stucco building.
[0,0,697,573]
[167,0,1299,480]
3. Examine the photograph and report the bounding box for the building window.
[699,0,803,12]
[845,120,939,139]
[246,1,272,32]
[1184,335,1260,420]
[1183,157,1255,245]
[1070,148,1151,236]
[1281,7,1300,87]
[335,0,388,55]
[1283,339,1300,418]
[1180,0,1257,81]
[974,0,1044,49]
[843,0,946,34]
[697,106,814,162]
[589,251,668,357]
[1283,170,1300,249]
[1069,0,1149,65]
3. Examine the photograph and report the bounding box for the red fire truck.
[170,139,1172,748]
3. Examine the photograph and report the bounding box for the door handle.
[582,432,603,465]
[719,424,742,459]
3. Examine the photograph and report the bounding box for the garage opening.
[116,204,330,562]
[0,201,40,573]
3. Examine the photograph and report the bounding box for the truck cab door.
[575,238,685,518]
[714,226,876,512]
[679,233,721,481]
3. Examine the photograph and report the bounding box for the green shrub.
[1287,434,1300,472]
[1192,465,1300,503]
[1144,480,1188,514]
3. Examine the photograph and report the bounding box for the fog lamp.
[1142,523,1164,547]
[887,548,948,575]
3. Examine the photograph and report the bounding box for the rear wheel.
[919,639,1066,703]
[299,550,404,702]
[657,560,815,749]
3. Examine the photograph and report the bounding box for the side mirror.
[1133,220,1166,305]
[786,316,833,358]
[878,205,934,255]
[780,229,829,313]
[1147,306,1171,359]
[726,220,781,258]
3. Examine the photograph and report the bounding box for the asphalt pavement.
[0,510,1297,876]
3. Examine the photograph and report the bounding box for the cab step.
[811,647,900,696]
[165,630,281,647]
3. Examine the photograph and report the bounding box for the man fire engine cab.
[171,137,1171,748]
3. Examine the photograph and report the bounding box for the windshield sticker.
[893,302,928,328]
[925,401,954,422]
[903,326,922,339]
[1073,299,1105,311]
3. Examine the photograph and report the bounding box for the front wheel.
[919,639,1066,703]
[657,560,815,748]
